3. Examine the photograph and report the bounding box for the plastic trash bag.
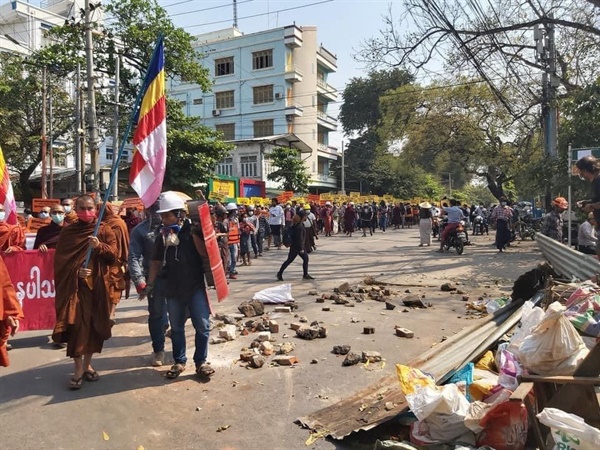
[507,301,545,355]
[517,302,589,375]
[252,283,294,304]
[448,363,474,401]
[475,351,497,372]
[496,347,522,391]
[465,388,512,433]
[537,408,600,450]
[470,369,499,401]
[406,383,471,443]
[477,401,528,450]
[396,365,436,396]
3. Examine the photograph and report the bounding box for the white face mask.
[63,205,72,213]
[501,202,507,206]
[0,211,5,221]
[39,212,50,219]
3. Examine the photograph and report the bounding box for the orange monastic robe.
[1,256,24,367]
[0,222,26,252]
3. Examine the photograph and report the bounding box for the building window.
[215,57,234,76]
[240,155,258,177]
[253,85,274,104]
[252,49,273,70]
[253,119,274,138]
[215,90,234,109]
[217,157,233,177]
[215,123,235,141]
[318,131,326,145]
[192,98,203,105]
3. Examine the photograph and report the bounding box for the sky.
[157,0,408,148]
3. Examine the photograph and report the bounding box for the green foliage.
[0,54,74,204]
[164,99,233,194]
[267,147,310,193]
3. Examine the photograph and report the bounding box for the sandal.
[83,370,100,382]
[69,375,84,390]
[166,363,186,379]
[196,362,215,378]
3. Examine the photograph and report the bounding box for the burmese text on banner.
[0,146,18,225]
[129,36,167,208]
[1,250,56,331]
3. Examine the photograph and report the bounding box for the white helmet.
[226,202,238,211]
[156,191,186,213]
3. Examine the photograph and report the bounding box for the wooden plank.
[520,375,600,385]
[510,382,534,402]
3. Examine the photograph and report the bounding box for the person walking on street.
[52,195,118,389]
[418,202,433,246]
[147,191,215,380]
[224,203,240,279]
[360,202,373,237]
[276,210,315,281]
[489,197,514,252]
[269,198,284,249]
[129,203,168,367]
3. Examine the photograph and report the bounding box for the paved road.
[0,227,543,450]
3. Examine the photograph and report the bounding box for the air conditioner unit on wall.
[275,93,281,99]
[212,109,221,116]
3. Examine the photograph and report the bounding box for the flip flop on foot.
[69,375,84,390]
[83,370,100,382]
[166,363,186,379]
[196,362,215,379]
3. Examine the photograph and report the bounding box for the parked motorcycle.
[432,217,441,238]
[516,215,537,240]
[444,221,467,254]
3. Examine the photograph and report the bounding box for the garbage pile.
[394,289,599,449]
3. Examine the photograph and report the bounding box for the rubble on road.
[238,299,265,317]
[342,352,362,366]
[395,327,414,338]
[332,345,351,355]
[272,355,300,366]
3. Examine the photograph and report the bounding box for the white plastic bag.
[406,383,470,442]
[507,301,545,355]
[252,284,294,304]
[538,408,600,450]
[517,302,589,375]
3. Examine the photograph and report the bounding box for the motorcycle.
[516,215,537,240]
[444,221,467,254]
[436,217,448,241]
[472,215,488,235]
[432,217,441,238]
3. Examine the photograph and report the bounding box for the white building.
[169,25,339,192]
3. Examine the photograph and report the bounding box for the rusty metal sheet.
[298,299,524,439]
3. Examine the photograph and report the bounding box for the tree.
[26,0,227,195]
[0,55,74,204]
[267,147,310,193]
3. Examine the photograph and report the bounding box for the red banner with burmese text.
[1,250,56,331]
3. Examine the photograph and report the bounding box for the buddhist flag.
[0,146,18,225]
[129,36,167,207]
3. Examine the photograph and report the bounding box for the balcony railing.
[317,46,337,68]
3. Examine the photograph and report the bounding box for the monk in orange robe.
[52,195,118,389]
[0,204,26,252]
[101,202,130,320]
[61,198,78,225]
[1,256,24,367]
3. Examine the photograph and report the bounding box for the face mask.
[243,217,248,222]
[63,206,72,213]
[39,212,50,219]
[77,210,96,223]
[501,202,507,206]
[579,175,586,181]
[167,224,181,233]
[0,211,5,221]
[248,211,254,216]
[51,213,64,224]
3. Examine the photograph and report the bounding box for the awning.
[226,133,312,154]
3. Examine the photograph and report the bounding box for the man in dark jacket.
[147,192,214,380]
[276,209,315,281]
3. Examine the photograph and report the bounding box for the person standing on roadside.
[61,198,77,224]
[52,195,118,389]
[246,205,259,258]
[269,198,284,249]
[540,197,568,243]
[1,256,24,367]
[147,192,214,380]
[128,202,168,367]
[577,213,597,255]
[576,156,600,258]
[276,210,315,281]
[418,202,433,247]
[34,203,65,251]
[224,203,240,279]
[0,204,26,253]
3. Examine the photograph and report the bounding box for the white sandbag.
[506,300,545,355]
[252,283,294,304]
[516,302,589,375]
[538,408,600,450]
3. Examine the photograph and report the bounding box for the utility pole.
[41,65,48,199]
[49,93,54,198]
[112,53,120,200]
[535,15,558,210]
[233,0,238,28]
[341,140,345,195]
[80,81,87,194]
[84,0,100,193]
[74,62,81,195]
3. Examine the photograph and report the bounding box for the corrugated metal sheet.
[298,299,525,439]
[536,233,600,280]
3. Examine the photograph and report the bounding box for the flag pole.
[84,33,164,268]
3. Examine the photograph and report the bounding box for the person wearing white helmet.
[147,191,215,380]
[224,202,240,279]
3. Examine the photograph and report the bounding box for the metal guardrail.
[536,232,600,280]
